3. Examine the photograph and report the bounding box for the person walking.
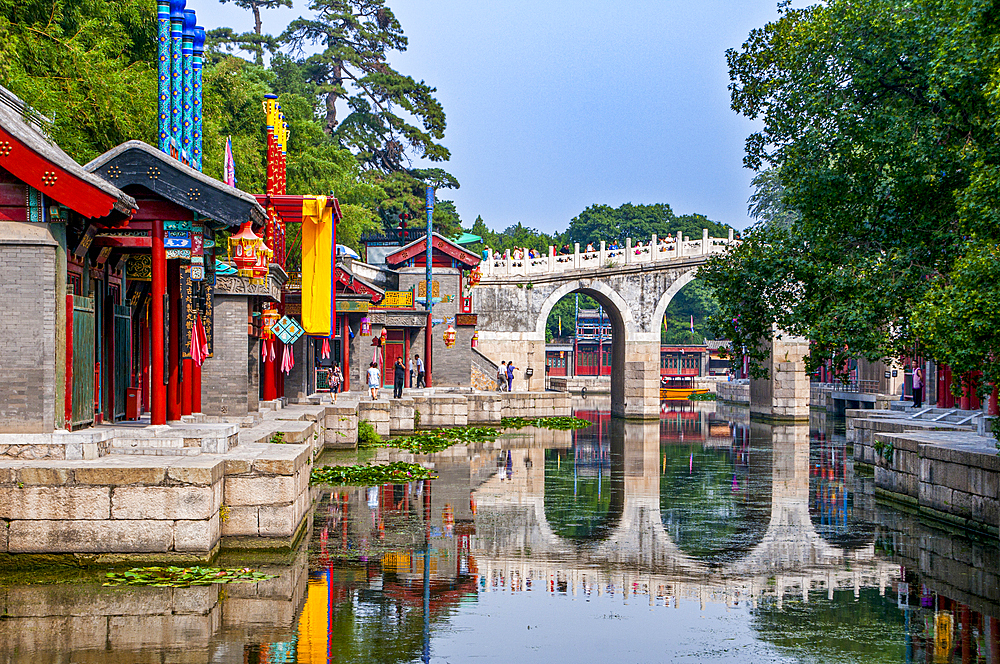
[912,363,924,408]
[367,361,381,400]
[498,361,507,391]
[415,354,425,388]
[506,360,516,392]
[393,357,405,399]
[330,364,342,404]
[408,356,414,387]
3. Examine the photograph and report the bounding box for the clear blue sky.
[192,0,786,233]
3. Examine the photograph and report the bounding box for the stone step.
[108,447,202,456]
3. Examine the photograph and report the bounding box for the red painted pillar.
[192,360,202,413]
[989,616,999,664]
[277,339,285,398]
[167,261,181,421]
[425,313,432,388]
[342,316,350,392]
[263,336,277,401]
[960,372,971,410]
[989,386,998,417]
[151,221,167,425]
[181,358,193,416]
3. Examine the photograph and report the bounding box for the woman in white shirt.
[367,362,381,400]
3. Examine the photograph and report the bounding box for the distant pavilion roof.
[385,232,480,268]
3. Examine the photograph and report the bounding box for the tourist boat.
[660,378,709,400]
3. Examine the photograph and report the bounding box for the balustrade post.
[548,245,555,271]
[728,228,735,243]
[702,228,709,255]
[600,240,606,266]
[650,234,658,261]
[573,242,580,269]
[625,237,632,264]
[676,231,683,257]
[504,249,511,276]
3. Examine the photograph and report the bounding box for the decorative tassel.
[321,337,330,360]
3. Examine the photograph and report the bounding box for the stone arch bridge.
[475,230,735,418]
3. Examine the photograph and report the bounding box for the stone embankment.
[848,408,999,537]
[717,380,749,404]
[0,390,569,563]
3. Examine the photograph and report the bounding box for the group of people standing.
[497,360,516,392]
[354,353,425,401]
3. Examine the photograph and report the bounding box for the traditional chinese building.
[0,86,138,432]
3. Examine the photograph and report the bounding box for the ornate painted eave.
[214,263,288,302]
[85,141,266,228]
[385,232,480,268]
[0,86,137,219]
[335,265,384,303]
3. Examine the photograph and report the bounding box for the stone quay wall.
[848,410,1000,537]
[0,442,313,561]
[717,380,749,404]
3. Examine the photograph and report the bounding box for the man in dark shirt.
[393,357,406,399]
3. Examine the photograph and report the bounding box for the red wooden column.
[342,315,350,392]
[192,361,202,413]
[960,372,971,410]
[151,220,167,425]
[404,329,411,387]
[277,340,285,398]
[263,337,278,401]
[181,357,193,416]
[167,261,181,421]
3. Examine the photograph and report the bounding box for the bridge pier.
[750,333,811,421]
[622,339,661,419]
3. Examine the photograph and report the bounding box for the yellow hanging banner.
[300,195,333,336]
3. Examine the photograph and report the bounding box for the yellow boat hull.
[660,387,710,400]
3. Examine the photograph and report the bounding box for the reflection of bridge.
[474,231,736,418]
[471,420,896,599]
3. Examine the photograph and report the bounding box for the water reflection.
[2,401,999,663]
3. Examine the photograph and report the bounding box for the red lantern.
[443,324,457,349]
[251,244,272,285]
[360,317,371,336]
[471,331,478,349]
[229,221,262,278]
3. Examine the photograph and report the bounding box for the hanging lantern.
[443,324,457,349]
[467,265,481,289]
[262,305,280,337]
[360,316,371,336]
[229,221,262,278]
[380,327,388,344]
[471,331,478,349]
[251,243,273,285]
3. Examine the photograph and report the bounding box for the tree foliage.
[566,203,731,246]
[702,0,1000,380]
[0,0,157,162]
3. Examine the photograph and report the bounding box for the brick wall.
[201,294,254,417]
[0,230,57,432]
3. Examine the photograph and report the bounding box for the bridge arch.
[651,270,698,338]
[535,280,636,414]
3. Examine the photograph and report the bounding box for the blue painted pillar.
[169,0,185,148]
[157,1,171,152]
[192,26,205,170]
[181,9,196,161]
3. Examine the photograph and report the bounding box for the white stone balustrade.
[480,228,736,278]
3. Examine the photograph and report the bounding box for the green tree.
[662,280,721,345]
[282,0,450,171]
[0,0,157,163]
[702,0,1000,378]
[566,203,730,247]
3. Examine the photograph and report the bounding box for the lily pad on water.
[373,416,592,455]
[103,566,276,587]
[311,461,437,486]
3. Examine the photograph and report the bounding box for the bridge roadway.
[469,421,894,604]
[474,230,736,418]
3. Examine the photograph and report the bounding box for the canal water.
[2,399,999,663]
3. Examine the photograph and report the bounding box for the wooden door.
[383,342,404,387]
[70,295,95,428]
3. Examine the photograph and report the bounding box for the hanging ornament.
[467,265,481,289]
[321,337,331,360]
[251,243,273,285]
[228,221,263,278]
[360,316,371,336]
[443,324,457,349]
[471,331,478,349]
